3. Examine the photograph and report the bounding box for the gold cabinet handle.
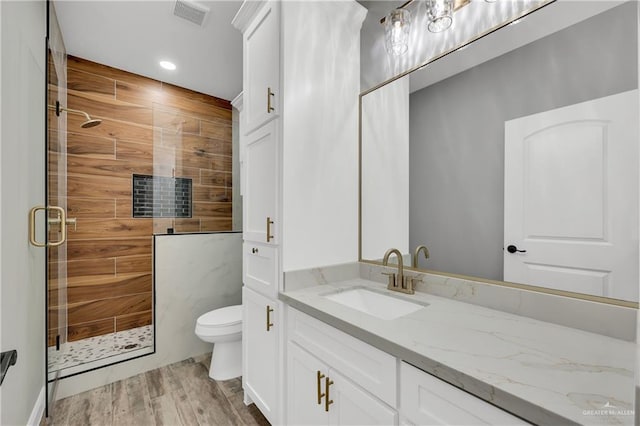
[316,371,326,405]
[29,205,67,247]
[266,305,274,331]
[324,377,334,412]
[267,87,275,113]
[266,217,274,242]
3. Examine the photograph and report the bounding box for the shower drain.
[123,343,138,350]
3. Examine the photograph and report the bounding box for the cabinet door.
[244,0,280,134]
[243,242,278,297]
[400,362,530,425]
[287,342,329,425]
[243,121,278,244]
[243,287,279,424]
[328,369,398,426]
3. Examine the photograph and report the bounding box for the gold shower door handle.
[266,305,274,331]
[29,205,67,247]
[267,87,275,113]
[266,217,274,242]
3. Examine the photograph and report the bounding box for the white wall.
[56,232,243,398]
[0,1,47,423]
[361,76,409,260]
[281,0,367,271]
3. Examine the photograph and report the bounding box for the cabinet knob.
[252,247,259,254]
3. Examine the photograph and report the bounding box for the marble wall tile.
[56,232,242,399]
[360,262,637,341]
[283,262,360,291]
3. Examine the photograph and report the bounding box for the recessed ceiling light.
[160,61,176,71]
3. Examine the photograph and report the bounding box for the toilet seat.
[195,305,242,338]
[197,305,242,327]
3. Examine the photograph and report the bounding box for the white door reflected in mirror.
[504,90,639,301]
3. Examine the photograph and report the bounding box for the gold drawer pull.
[266,305,274,331]
[267,87,275,113]
[316,371,325,405]
[266,217,274,242]
[325,377,334,412]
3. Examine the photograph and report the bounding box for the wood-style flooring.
[51,354,270,426]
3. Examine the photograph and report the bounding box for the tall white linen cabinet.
[232,1,366,424]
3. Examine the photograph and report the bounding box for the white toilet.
[195,305,242,381]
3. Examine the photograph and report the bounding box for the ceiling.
[54,0,243,101]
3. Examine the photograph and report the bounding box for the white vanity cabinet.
[234,0,365,423]
[286,308,398,425]
[242,287,280,423]
[399,362,531,426]
[287,342,397,426]
[234,1,283,422]
[242,0,280,135]
[243,242,278,297]
[242,120,279,246]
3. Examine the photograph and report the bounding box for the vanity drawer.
[243,242,278,297]
[287,308,397,407]
[400,362,530,425]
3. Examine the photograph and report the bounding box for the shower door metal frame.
[45,0,69,416]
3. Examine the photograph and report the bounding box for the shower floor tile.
[48,325,153,371]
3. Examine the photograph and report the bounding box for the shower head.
[81,118,103,128]
[49,102,102,129]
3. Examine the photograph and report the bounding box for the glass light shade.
[425,0,454,33]
[384,8,411,56]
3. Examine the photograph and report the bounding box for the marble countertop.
[280,279,635,426]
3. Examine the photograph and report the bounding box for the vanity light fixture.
[380,0,470,56]
[384,8,411,56]
[159,60,177,71]
[425,0,454,33]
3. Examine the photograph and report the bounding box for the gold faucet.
[413,245,430,268]
[382,248,417,294]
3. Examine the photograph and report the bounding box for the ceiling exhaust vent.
[173,0,209,26]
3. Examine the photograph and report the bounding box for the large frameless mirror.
[359,1,639,305]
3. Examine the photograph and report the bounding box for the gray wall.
[409,2,638,281]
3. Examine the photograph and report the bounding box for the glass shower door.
[46,0,69,413]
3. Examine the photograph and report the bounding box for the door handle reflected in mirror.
[506,245,526,254]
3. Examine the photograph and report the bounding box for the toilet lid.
[197,305,242,327]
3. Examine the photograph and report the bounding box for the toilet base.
[209,339,242,381]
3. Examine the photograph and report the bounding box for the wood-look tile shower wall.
[48,56,233,344]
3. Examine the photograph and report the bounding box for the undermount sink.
[324,287,427,320]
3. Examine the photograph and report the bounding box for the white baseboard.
[27,386,45,426]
